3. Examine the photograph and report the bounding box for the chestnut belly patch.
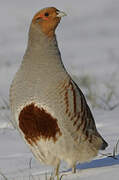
[19,103,62,145]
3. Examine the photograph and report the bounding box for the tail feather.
[100,139,108,150]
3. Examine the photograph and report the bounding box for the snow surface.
[0,0,119,179]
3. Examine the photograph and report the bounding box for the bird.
[10,7,108,179]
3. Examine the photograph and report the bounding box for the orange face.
[32,7,66,38]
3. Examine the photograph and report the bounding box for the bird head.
[32,7,67,38]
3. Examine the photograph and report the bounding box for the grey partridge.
[10,7,108,179]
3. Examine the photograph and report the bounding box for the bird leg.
[59,164,77,180]
[72,164,76,173]
[50,163,60,180]
[55,163,60,180]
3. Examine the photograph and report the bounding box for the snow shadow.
[76,154,119,170]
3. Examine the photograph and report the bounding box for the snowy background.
[0,0,119,179]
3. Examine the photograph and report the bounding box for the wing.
[58,78,107,149]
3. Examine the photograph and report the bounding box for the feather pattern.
[57,78,106,150]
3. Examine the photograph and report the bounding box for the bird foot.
[59,170,77,180]
[49,174,60,180]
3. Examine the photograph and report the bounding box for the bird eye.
[44,12,49,17]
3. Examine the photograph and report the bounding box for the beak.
[56,11,67,18]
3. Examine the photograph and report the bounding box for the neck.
[28,23,56,45]
[26,24,60,61]
[22,24,63,72]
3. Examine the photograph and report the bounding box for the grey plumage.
[9,7,108,178]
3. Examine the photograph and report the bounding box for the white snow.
[0,0,119,179]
